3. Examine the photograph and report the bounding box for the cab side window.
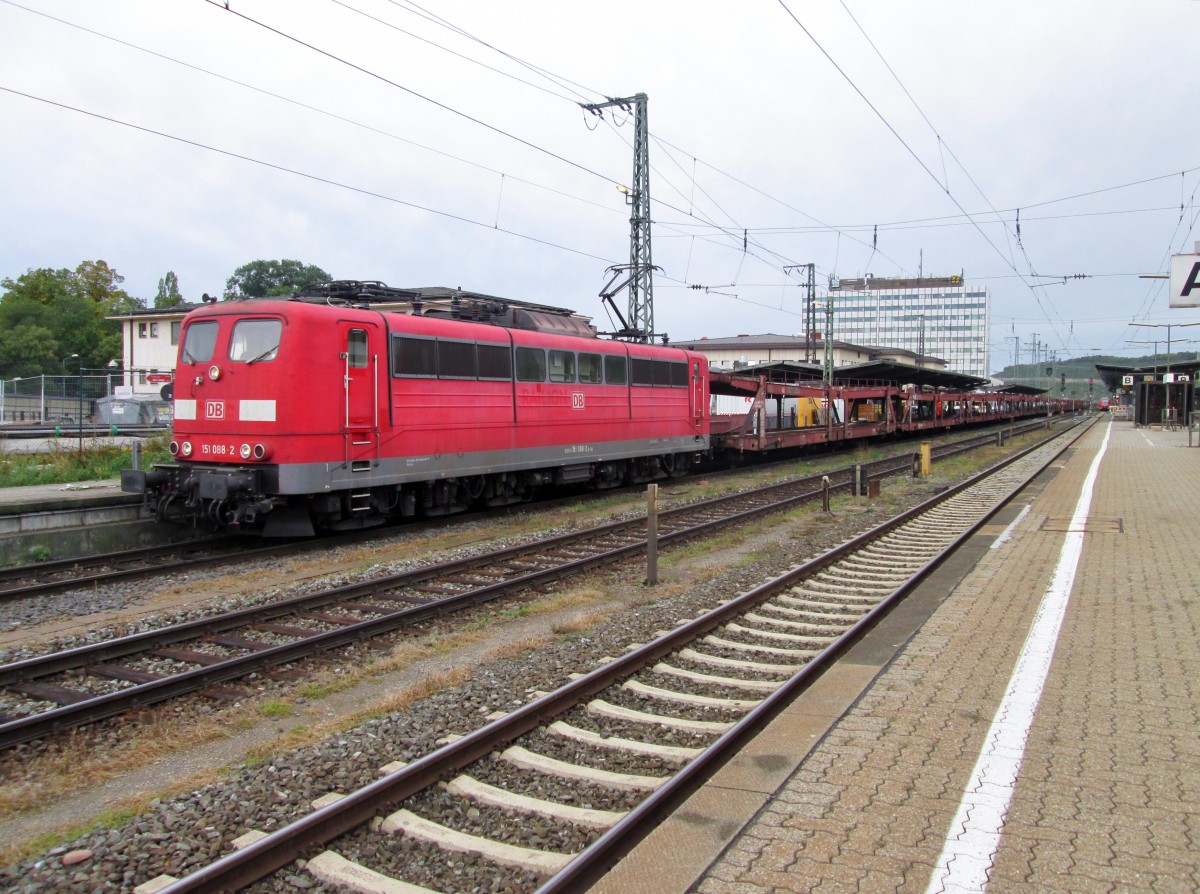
[548,350,576,383]
[516,347,546,382]
[578,353,603,384]
[347,329,368,368]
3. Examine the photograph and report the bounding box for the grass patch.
[25,545,52,563]
[660,526,755,568]
[259,700,293,718]
[0,712,234,818]
[298,683,330,701]
[550,611,607,635]
[92,805,141,829]
[0,796,151,865]
[561,492,637,515]
[488,634,552,661]
[0,436,172,488]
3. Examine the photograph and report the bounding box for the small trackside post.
[646,483,659,585]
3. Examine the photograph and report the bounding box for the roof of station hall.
[709,358,994,393]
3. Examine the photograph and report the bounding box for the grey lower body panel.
[276,435,710,494]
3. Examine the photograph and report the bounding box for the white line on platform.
[989,504,1031,550]
[925,421,1112,894]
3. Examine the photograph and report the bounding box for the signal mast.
[580,93,661,343]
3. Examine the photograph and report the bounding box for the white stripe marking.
[989,504,1031,550]
[925,422,1112,894]
[239,399,276,422]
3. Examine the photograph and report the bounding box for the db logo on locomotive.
[205,400,226,420]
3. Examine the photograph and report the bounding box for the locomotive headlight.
[252,443,270,460]
[208,365,221,381]
[180,441,194,457]
[168,440,180,456]
[239,443,252,460]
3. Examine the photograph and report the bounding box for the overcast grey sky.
[3,0,1199,372]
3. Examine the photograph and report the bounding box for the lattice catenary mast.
[580,93,659,343]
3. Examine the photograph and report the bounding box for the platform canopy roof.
[1094,360,1200,393]
[831,361,989,391]
[713,359,992,395]
[986,384,1048,396]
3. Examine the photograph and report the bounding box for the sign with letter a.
[1170,252,1200,308]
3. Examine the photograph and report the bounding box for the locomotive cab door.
[341,323,381,468]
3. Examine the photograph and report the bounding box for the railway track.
[133,412,1093,893]
[0,537,250,602]
[0,418,1050,605]
[0,418,1074,750]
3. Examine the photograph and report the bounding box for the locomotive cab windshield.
[230,319,282,364]
[181,320,218,364]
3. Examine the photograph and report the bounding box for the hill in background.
[989,352,1199,398]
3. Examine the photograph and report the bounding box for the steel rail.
[0,417,1050,603]
[0,468,858,748]
[535,416,1094,894]
[0,537,256,602]
[0,418,1078,749]
[151,417,1094,894]
[1,434,939,686]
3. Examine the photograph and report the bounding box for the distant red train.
[122,284,711,535]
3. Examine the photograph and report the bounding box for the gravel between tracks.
[0,454,995,894]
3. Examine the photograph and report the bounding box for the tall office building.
[823,275,990,378]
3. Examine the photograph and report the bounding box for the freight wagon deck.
[709,361,1081,454]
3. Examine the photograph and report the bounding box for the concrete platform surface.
[592,418,1200,894]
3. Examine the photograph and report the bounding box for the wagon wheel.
[463,476,486,501]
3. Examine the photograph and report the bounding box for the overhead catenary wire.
[329,0,586,107]
[835,0,1020,270]
[5,0,809,302]
[1132,169,1200,320]
[217,0,1193,331]
[660,204,1189,236]
[650,132,905,269]
[380,0,603,104]
[197,0,619,189]
[168,0,782,276]
[311,0,885,286]
[0,85,619,267]
[0,81,742,314]
[0,0,625,222]
[775,0,1200,355]
[3,0,1191,358]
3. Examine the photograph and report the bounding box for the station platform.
[0,478,159,562]
[592,417,1200,894]
[0,478,131,517]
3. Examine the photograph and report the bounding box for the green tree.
[155,270,185,308]
[74,260,137,313]
[224,259,330,299]
[0,260,143,377]
[0,322,59,378]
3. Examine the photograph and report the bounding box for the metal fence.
[1,373,139,424]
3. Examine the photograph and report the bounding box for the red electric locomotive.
[122,283,710,535]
